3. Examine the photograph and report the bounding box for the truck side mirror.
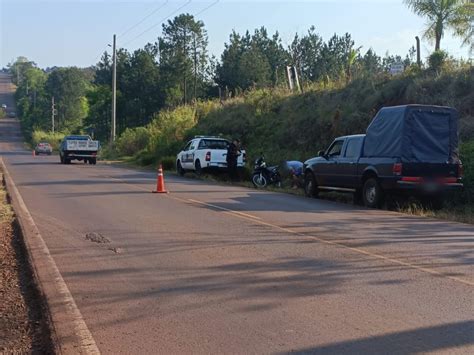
[318,150,325,157]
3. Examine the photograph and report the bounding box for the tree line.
[10,1,473,142]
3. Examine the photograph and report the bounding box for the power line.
[92,0,219,65]
[123,0,192,47]
[194,0,219,16]
[119,1,169,39]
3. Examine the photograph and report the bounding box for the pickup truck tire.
[177,161,185,176]
[304,172,319,198]
[362,178,383,208]
[90,158,97,165]
[195,160,202,176]
[60,155,64,164]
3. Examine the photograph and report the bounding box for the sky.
[0,0,471,68]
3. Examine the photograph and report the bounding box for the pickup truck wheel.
[60,155,64,164]
[91,158,97,165]
[362,178,383,208]
[177,161,185,176]
[304,172,319,198]
[195,160,202,176]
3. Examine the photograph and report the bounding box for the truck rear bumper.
[68,154,96,157]
[395,180,463,193]
[378,176,463,195]
[205,162,245,169]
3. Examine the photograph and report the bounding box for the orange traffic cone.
[32,150,36,157]
[152,164,168,193]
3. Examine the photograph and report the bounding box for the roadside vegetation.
[8,2,474,223]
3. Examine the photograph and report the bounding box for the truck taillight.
[392,163,402,176]
[205,151,211,161]
[458,163,463,179]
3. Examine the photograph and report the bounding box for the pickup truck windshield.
[327,140,344,157]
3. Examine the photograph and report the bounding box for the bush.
[428,50,448,72]
[134,150,156,166]
[459,140,474,204]
[31,130,65,151]
[115,127,150,156]
[160,156,176,171]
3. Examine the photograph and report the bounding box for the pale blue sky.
[0,0,471,68]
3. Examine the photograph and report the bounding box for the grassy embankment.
[33,67,474,222]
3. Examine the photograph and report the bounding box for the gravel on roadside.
[0,174,53,354]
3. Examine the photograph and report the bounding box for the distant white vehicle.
[176,136,246,175]
[1,104,6,109]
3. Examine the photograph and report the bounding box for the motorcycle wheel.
[252,173,268,188]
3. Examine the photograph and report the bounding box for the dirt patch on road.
[0,174,54,353]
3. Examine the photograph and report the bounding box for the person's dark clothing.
[227,142,240,181]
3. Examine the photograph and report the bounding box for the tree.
[8,56,36,85]
[404,0,473,51]
[289,26,323,82]
[159,14,209,105]
[84,85,111,141]
[45,68,90,132]
[216,27,289,92]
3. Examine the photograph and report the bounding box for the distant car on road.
[1,104,6,109]
[7,111,16,118]
[34,142,53,155]
[176,136,246,175]
[304,105,463,209]
[59,135,100,165]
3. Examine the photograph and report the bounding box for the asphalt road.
[1,73,473,354]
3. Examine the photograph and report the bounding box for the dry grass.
[0,174,13,224]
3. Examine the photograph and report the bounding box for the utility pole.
[111,34,117,142]
[183,27,187,105]
[51,96,56,133]
[415,36,421,67]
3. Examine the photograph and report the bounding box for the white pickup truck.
[59,135,100,165]
[176,136,246,175]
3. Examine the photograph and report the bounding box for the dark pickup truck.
[303,105,463,208]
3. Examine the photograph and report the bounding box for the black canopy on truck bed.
[363,105,459,163]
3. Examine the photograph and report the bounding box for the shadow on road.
[286,320,474,354]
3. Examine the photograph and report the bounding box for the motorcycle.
[251,155,281,188]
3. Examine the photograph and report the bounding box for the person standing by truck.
[226,139,241,181]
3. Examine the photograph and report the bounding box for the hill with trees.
[9,7,474,221]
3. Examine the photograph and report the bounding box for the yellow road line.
[187,198,261,220]
[101,173,474,287]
